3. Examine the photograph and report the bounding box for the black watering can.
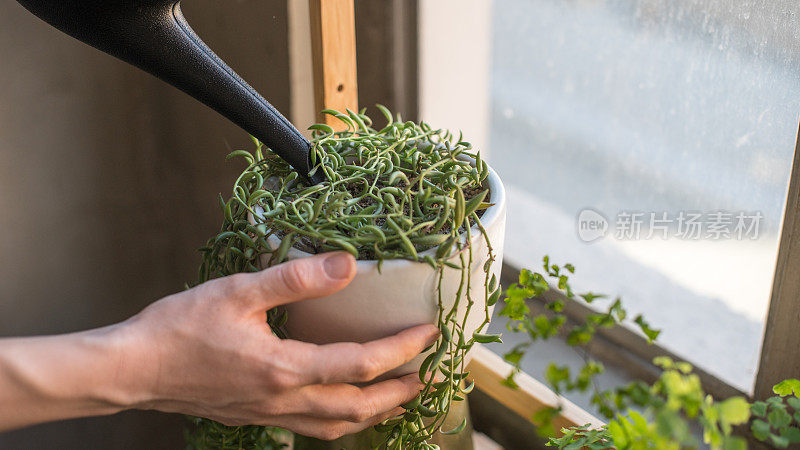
[16,0,325,184]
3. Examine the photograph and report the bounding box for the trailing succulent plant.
[187,107,501,449]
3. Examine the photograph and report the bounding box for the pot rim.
[251,161,506,268]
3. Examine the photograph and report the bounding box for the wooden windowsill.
[466,344,604,435]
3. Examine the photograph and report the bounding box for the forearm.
[0,255,434,441]
[0,325,139,431]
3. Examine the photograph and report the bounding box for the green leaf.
[751,401,768,417]
[386,218,417,260]
[225,149,254,164]
[653,356,673,369]
[487,287,501,306]
[770,434,791,448]
[722,436,747,450]
[767,396,787,408]
[441,325,452,343]
[607,298,626,322]
[387,170,410,186]
[532,406,560,437]
[401,395,421,410]
[373,422,396,433]
[462,189,489,219]
[545,364,570,393]
[751,419,771,441]
[472,332,502,344]
[307,123,334,135]
[718,397,751,425]
[453,186,466,230]
[781,426,800,444]
[769,407,793,428]
[501,372,519,389]
[442,417,467,435]
[566,324,595,346]
[417,404,437,418]
[375,104,393,125]
[499,286,531,321]
[328,238,358,258]
[504,347,525,365]
[532,314,564,340]
[787,397,800,411]
[423,255,437,269]
[418,352,435,382]
[410,233,450,246]
[462,380,476,394]
[628,410,649,433]
[634,315,661,342]
[435,237,455,259]
[675,362,693,374]
[429,344,448,374]
[274,232,295,263]
[606,420,628,449]
[519,268,532,285]
[774,379,800,397]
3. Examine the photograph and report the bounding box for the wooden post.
[754,123,800,400]
[300,3,476,448]
[309,0,358,129]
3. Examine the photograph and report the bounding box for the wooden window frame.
[754,124,800,400]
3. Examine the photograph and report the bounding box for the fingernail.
[401,373,426,389]
[424,326,441,347]
[323,252,353,280]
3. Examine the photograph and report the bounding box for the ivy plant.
[749,379,800,448]
[498,257,800,450]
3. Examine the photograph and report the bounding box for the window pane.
[487,0,798,393]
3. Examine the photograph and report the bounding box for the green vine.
[187,106,500,449]
[499,257,800,449]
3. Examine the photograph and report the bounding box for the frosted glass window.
[489,0,799,393]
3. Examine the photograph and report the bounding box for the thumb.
[250,252,357,310]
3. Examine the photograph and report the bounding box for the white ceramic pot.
[253,166,506,379]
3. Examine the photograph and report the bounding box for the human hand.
[112,252,439,440]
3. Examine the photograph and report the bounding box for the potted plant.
[188,106,506,450]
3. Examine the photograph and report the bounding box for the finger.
[267,407,404,442]
[287,323,439,385]
[228,252,357,311]
[286,373,424,422]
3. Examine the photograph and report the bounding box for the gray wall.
[0,1,290,448]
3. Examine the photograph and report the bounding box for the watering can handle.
[16,0,324,184]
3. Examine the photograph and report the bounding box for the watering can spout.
[16,0,325,185]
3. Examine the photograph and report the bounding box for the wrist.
[89,318,159,412]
